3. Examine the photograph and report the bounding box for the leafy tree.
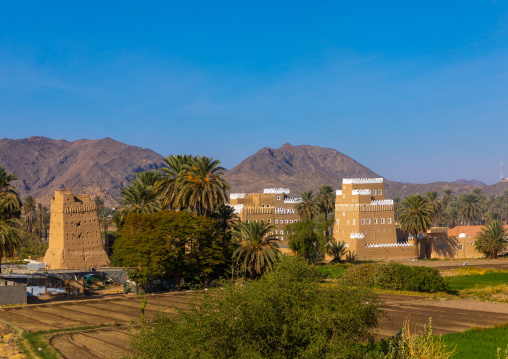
[0,166,22,220]
[0,218,22,273]
[474,220,508,259]
[326,240,348,263]
[317,184,335,218]
[424,191,441,226]
[156,155,197,209]
[286,220,326,263]
[230,221,280,278]
[174,156,230,216]
[129,256,381,359]
[398,194,432,258]
[294,190,320,221]
[392,196,400,222]
[112,211,229,288]
[17,231,48,260]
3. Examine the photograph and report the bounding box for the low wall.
[0,284,27,305]
[354,246,417,261]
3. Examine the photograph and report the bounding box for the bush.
[340,263,449,293]
[129,256,382,359]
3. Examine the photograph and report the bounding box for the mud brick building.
[44,189,110,269]
[333,178,417,260]
[229,188,301,249]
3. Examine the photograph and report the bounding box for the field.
[441,325,508,359]
[444,268,508,291]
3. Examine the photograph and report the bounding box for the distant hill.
[0,137,166,207]
[226,143,380,194]
[454,179,486,186]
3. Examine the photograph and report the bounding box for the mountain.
[0,137,166,207]
[226,143,381,194]
[454,179,486,186]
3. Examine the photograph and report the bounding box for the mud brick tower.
[333,178,416,260]
[44,189,110,269]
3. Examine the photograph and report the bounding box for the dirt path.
[0,323,27,359]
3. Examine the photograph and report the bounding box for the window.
[367,219,371,225]
[441,245,445,250]
[373,190,377,195]
[374,218,378,224]
[361,219,365,225]
[336,219,339,224]
[280,230,284,235]
[381,218,385,224]
[275,220,278,224]
[285,220,289,223]
[379,190,382,195]
[342,194,345,199]
[277,196,280,200]
[347,220,350,225]
[290,220,293,223]
[353,219,356,225]
[343,211,345,216]
[275,230,278,234]
[280,236,284,241]
[458,245,463,250]
[388,218,392,224]
[267,219,271,223]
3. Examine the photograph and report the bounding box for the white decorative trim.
[371,199,394,205]
[458,233,468,238]
[230,193,246,199]
[350,232,365,239]
[231,204,244,214]
[343,178,384,184]
[336,190,342,195]
[284,198,302,203]
[264,188,290,194]
[352,189,371,196]
[365,243,414,248]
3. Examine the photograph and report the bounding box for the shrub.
[129,256,382,359]
[340,263,449,293]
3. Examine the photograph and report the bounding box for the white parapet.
[365,243,414,248]
[352,189,372,196]
[336,190,342,195]
[230,193,246,199]
[350,232,365,239]
[371,199,394,205]
[231,204,244,214]
[284,197,302,203]
[264,188,290,194]
[343,178,384,184]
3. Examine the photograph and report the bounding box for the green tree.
[398,194,432,258]
[286,220,326,263]
[0,166,22,220]
[129,256,381,359]
[317,185,335,218]
[326,240,348,263]
[294,190,320,221]
[230,221,280,279]
[0,218,22,273]
[425,191,441,226]
[174,156,230,216]
[156,155,197,209]
[112,211,228,288]
[23,195,36,233]
[474,220,508,259]
[459,193,482,225]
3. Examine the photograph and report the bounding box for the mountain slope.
[0,137,166,206]
[226,143,381,194]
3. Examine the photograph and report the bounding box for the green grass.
[446,270,508,291]
[316,264,350,278]
[441,324,508,359]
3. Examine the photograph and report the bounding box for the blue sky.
[1,1,507,184]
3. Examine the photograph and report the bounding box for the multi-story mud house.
[229,188,301,249]
[333,178,417,260]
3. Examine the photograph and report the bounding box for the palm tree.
[398,194,433,258]
[211,205,239,234]
[295,191,320,221]
[474,220,508,259]
[444,207,459,228]
[326,241,348,263]
[393,197,400,222]
[425,191,441,227]
[23,195,36,233]
[317,185,335,219]
[0,218,22,273]
[459,194,481,225]
[116,172,161,228]
[174,156,230,216]
[231,221,280,278]
[0,167,22,220]
[156,155,197,209]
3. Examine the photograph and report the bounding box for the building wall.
[0,284,27,305]
[44,189,110,269]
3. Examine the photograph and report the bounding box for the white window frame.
[381,218,385,224]
[387,218,392,224]
[373,190,377,195]
[374,218,378,224]
[379,190,382,195]
[361,219,365,225]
